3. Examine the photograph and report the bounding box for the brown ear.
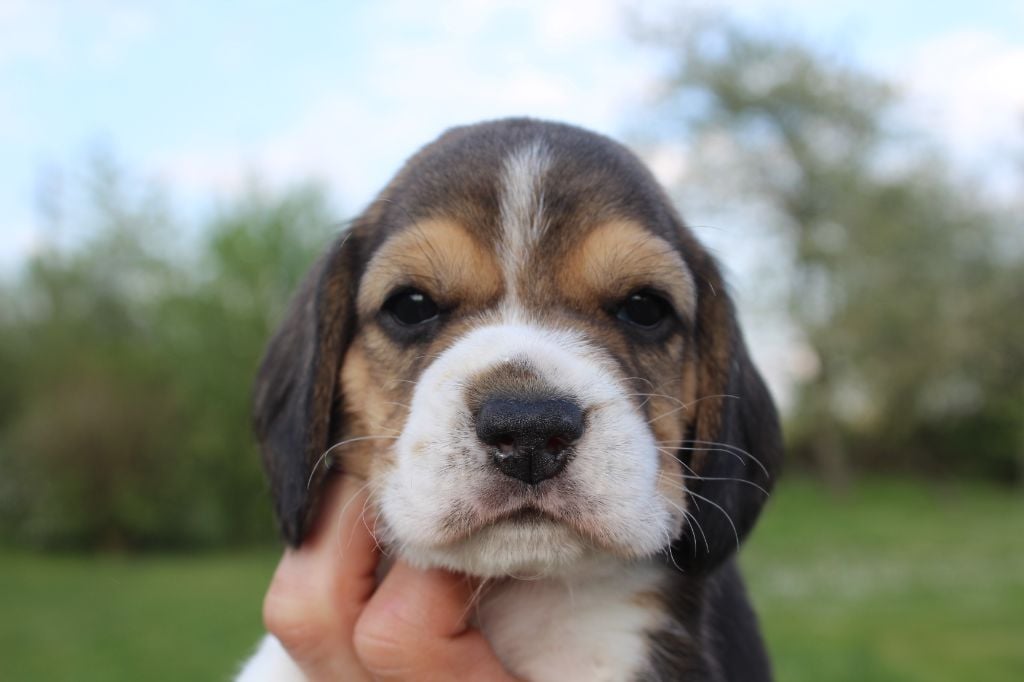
[252,231,361,546]
[672,240,783,573]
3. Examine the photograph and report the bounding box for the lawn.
[742,478,1024,682]
[1,478,1022,681]
[0,549,278,681]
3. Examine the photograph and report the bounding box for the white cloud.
[155,96,429,211]
[153,0,656,212]
[897,29,1024,166]
[88,4,154,66]
[533,0,622,48]
[0,0,63,67]
[0,1,155,70]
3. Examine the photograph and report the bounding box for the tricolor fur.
[240,119,783,681]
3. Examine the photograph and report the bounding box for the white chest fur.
[475,560,666,682]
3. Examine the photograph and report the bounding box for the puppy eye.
[617,290,672,329]
[383,289,439,326]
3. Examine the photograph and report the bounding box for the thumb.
[353,561,520,681]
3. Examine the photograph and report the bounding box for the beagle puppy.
[239,118,782,681]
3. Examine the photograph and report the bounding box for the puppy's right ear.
[252,232,361,546]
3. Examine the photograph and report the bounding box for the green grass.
[741,478,1024,682]
[1,478,1022,680]
[0,550,279,681]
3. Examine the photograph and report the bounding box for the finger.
[354,562,521,681]
[263,474,379,681]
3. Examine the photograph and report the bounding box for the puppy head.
[254,119,782,577]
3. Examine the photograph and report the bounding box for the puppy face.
[254,119,782,577]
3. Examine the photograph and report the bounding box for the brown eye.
[383,289,439,326]
[617,290,671,329]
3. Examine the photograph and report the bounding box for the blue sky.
[2,0,1021,402]
[2,0,1022,268]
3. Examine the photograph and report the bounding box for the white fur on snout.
[377,323,679,577]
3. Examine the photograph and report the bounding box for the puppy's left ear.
[252,232,361,547]
[673,237,784,573]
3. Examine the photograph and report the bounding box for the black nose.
[475,397,584,484]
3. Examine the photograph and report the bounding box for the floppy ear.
[252,231,361,546]
[672,241,784,573]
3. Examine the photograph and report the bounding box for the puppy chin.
[400,520,592,578]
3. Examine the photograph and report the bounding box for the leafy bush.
[0,167,337,549]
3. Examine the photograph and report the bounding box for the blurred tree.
[644,15,1024,484]
[0,158,185,547]
[154,184,336,545]
[0,160,337,549]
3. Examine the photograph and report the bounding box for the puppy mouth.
[489,506,555,525]
[436,500,574,545]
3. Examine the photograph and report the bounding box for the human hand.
[261,474,519,681]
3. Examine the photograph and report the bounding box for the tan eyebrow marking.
[357,218,503,317]
[558,220,696,317]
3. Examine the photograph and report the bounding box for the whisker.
[665,541,687,573]
[645,393,740,425]
[646,404,688,424]
[686,475,768,496]
[662,496,709,556]
[659,440,769,480]
[690,393,740,406]
[685,489,740,551]
[622,376,656,391]
[681,439,770,479]
[460,577,492,625]
[334,478,378,553]
[630,393,654,409]
[683,508,710,555]
[358,481,392,557]
[654,446,700,474]
[307,435,400,490]
[655,463,771,497]
[627,392,687,407]
[681,515,698,556]
[659,443,745,471]
[658,455,769,496]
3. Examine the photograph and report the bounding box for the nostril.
[496,434,516,455]
[545,435,569,454]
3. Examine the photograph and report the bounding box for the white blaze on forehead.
[498,142,552,298]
